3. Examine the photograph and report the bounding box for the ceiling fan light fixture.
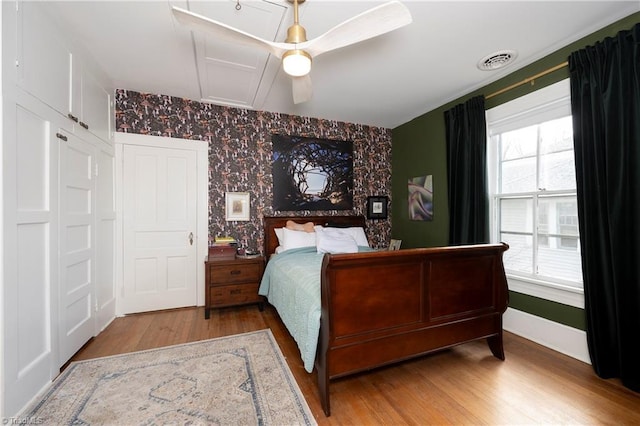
[282,49,312,77]
[172,0,412,104]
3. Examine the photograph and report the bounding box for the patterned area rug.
[21,330,316,425]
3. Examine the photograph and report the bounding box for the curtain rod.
[485,61,569,100]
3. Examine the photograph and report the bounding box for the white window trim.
[487,79,584,309]
[507,275,584,308]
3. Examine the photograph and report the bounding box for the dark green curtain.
[444,95,489,245]
[569,23,640,392]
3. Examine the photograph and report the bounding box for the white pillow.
[325,227,369,247]
[275,224,321,247]
[316,228,358,254]
[281,227,317,251]
[274,227,284,246]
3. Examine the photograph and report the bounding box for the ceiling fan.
[172,0,412,104]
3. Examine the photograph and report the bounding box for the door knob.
[189,232,194,246]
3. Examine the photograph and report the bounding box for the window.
[487,80,583,298]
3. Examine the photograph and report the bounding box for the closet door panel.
[58,133,95,365]
[3,102,59,416]
[18,1,72,116]
[15,105,56,368]
[81,69,112,143]
[95,147,116,331]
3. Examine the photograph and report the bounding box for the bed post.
[316,332,331,416]
[317,254,332,416]
[487,332,506,360]
[488,244,509,360]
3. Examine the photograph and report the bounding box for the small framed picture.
[367,196,388,220]
[225,192,250,221]
[389,239,402,251]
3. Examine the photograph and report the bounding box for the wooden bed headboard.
[263,215,366,256]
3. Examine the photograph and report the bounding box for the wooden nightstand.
[204,255,265,319]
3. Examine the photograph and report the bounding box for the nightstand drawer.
[210,262,262,285]
[210,283,262,307]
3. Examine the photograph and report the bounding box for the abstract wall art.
[408,175,433,221]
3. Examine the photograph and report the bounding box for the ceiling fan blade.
[292,75,313,104]
[302,1,412,58]
[172,6,289,58]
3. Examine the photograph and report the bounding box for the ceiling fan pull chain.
[235,0,241,11]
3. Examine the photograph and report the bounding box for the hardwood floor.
[71,305,640,425]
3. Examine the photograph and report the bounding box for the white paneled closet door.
[3,102,60,416]
[95,147,116,332]
[5,2,116,416]
[58,132,96,364]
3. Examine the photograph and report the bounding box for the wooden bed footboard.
[316,243,509,416]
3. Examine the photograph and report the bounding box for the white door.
[17,1,72,116]
[121,145,198,314]
[4,102,61,415]
[58,132,96,364]
[95,147,116,331]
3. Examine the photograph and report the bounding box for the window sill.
[506,274,584,309]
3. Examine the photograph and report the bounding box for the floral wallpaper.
[115,90,392,251]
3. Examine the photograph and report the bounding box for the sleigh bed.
[259,215,509,416]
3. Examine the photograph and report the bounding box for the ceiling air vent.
[477,50,518,71]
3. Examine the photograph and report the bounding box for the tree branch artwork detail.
[272,135,353,211]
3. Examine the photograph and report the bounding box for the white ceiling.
[41,0,639,129]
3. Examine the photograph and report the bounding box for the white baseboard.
[503,308,591,365]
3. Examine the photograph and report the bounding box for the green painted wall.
[391,12,640,330]
[392,110,449,248]
[509,292,586,330]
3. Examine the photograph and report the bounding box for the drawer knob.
[230,289,241,295]
[230,270,241,275]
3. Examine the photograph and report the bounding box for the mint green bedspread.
[259,247,323,372]
[258,246,371,373]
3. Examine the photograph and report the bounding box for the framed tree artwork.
[272,134,353,211]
